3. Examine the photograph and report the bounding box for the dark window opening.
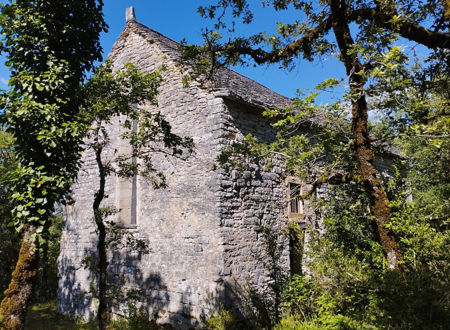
[289,224,305,276]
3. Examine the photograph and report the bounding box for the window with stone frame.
[287,179,305,219]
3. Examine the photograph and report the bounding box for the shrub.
[206,307,242,330]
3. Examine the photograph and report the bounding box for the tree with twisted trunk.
[183,0,450,271]
[82,62,193,329]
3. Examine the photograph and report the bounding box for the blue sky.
[0,1,431,103]
[101,1,347,102]
[0,1,348,103]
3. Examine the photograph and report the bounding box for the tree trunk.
[93,145,108,330]
[0,224,39,330]
[95,214,108,330]
[40,237,49,299]
[330,0,401,270]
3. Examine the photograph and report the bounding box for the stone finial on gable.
[126,6,136,23]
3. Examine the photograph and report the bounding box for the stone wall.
[214,100,291,313]
[58,28,225,327]
[57,25,292,328]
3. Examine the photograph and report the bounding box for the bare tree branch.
[350,8,450,49]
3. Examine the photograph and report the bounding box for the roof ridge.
[127,21,180,52]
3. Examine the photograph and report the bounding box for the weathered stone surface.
[57,15,294,328]
[57,10,398,328]
[126,6,136,23]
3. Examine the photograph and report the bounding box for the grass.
[24,301,171,330]
[25,301,96,330]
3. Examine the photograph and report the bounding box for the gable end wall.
[58,26,292,328]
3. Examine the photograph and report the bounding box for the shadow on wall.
[57,249,95,320]
[57,209,281,328]
[108,248,238,328]
[58,242,251,328]
[57,245,172,323]
[225,99,278,144]
[108,248,170,322]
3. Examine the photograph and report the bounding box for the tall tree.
[185,0,450,270]
[0,1,106,328]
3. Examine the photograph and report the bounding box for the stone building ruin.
[57,8,302,327]
[57,7,397,328]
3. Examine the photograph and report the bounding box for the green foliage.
[267,144,448,329]
[196,1,449,328]
[109,305,153,330]
[275,170,449,328]
[275,313,370,330]
[82,61,194,327]
[0,123,65,327]
[274,314,312,330]
[34,213,63,302]
[281,275,318,321]
[0,128,20,299]
[83,61,194,184]
[0,0,107,239]
[368,44,449,328]
[213,49,449,330]
[206,306,242,330]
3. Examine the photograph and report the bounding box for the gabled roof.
[114,13,405,160]
[120,19,291,110]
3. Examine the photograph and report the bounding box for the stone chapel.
[57,7,317,327]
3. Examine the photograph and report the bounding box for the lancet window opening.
[130,119,137,226]
[116,116,138,227]
[288,182,304,216]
